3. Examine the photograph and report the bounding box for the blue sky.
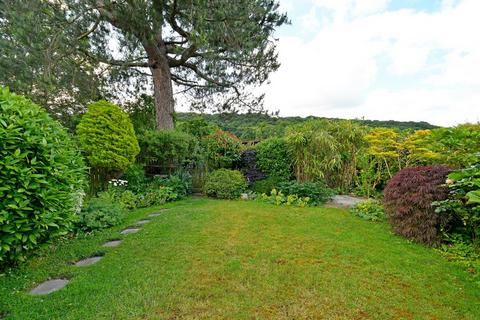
[260,0,480,126]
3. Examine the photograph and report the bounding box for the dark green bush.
[76,100,140,173]
[434,160,480,244]
[255,138,293,179]
[350,199,385,222]
[278,181,335,206]
[76,198,124,231]
[0,88,86,266]
[154,171,192,198]
[204,169,247,199]
[139,129,200,168]
[203,130,243,169]
[252,176,287,194]
[122,164,148,193]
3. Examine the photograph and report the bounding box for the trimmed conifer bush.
[76,100,140,174]
[383,165,451,246]
[0,88,86,266]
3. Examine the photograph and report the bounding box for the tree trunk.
[145,45,175,130]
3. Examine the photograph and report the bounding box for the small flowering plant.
[108,179,128,188]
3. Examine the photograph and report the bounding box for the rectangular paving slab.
[120,228,140,235]
[75,256,103,266]
[136,219,151,225]
[103,240,122,247]
[30,279,69,295]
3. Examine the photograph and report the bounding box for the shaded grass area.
[0,199,479,319]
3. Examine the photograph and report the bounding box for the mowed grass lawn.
[1,199,479,319]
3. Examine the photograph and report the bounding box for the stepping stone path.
[327,195,365,208]
[103,240,122,247]
[121,227,140,235]
[75,256,103,266]
[27,211,169,296]
[148,209,168,218]
[148,213,161,218]
[30,279,69,295]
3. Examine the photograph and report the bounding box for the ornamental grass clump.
[383,165,451,246]
[0,88,86,266]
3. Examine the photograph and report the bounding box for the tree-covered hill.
[176,112,438,140]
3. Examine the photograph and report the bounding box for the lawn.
[0,198,479,319]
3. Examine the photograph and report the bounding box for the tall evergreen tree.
[1,0,288,129]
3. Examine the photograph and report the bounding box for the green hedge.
[0,88,86,266]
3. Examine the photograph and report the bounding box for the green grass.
[1,198,479,319]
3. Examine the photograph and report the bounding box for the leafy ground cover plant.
[204,169,247,199]
[384,165,451,246]
[260,189,310,207]
[76,198,124,232]
[350,199,385,222]
[0,88,86,267]
[277,181,336,206]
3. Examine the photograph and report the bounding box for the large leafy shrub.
[0,88,86,265]
[255,137,293,179]
[76,198,124,232]
[139,129,200,169]
[204,169,247,199]
[277,181,335,206]
[384,165,452,246]
[76,100,140,173]
[434,160,480,244]
[203,130,243,169]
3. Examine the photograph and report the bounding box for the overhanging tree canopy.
[2,0,288,129]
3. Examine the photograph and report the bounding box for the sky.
[260,0,480,126]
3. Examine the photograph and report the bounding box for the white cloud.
[313,0,390,20]
[264,0,480,126]
[300,8,320,32]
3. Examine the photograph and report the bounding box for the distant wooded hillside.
[176,112,438,140]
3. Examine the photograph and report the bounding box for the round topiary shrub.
[203,130,243,169]
[383,165,452,246]
[76,100,140,174]
[0,88,86,266]
[204,169,247,199]
[256,137,293,180]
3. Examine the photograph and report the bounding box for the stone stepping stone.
[327,195,365,208]
[136,219,151,225]
[121,227,140,235]
[103,240,122,247]
[148,213,161,218]
[30,279,69,295]
[75,256,103,266]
